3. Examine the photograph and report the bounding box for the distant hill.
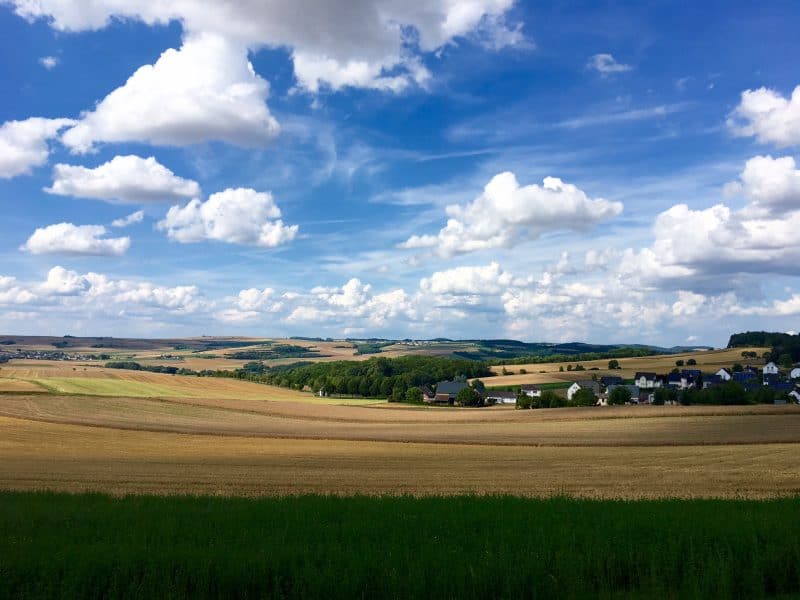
[382,339,712,362]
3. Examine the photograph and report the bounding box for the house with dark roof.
[600,376,623,388]
[431,379,468,404]
[733,371,757,384]
[634,372,660,389]
[520,384,541,397]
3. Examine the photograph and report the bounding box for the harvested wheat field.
[1,416,799,498]
[0,363,379,404]
[0,378,799,498]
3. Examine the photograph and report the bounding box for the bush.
[687,358,697,366]
[609,387,632,405]
[456,387,481,407]
[405,387,423,403]
[608,359,620,370]
[515,393,532,410]
[676,359,684,367]
[571,388,597,407]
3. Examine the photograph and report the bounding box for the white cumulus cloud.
[0,117,75,178]
[158,187,298,247]
[723,155,800,216]
[46,155,201,204]
[61,32,279,153]
[11,0,522,94]
[728,85,800,147]
[21,223,130,256]
[401,171,623,257]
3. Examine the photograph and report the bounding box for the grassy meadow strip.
[1,492,799,598]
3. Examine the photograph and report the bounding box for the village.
[425,360,800,407]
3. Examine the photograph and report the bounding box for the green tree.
[687,358,697,366]
[389,385,405,403]
[471,379,486,394]
[515,392,532,410]
[456,386,480,407]
[559,366,564,372]
[405,386,422,403]
[540,390,564,408]
[571,388,597,407]
[732,363,744,373]
[608,359,620,370]
[609,386,632,405]
[779,353,793,369]
[675,359,684,367]
[519,368,527,374]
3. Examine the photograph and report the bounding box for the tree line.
[105,355,493,402]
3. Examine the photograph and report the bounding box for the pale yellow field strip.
[0,416,797,499]
[486,347,770,385]
[1,394,798,446]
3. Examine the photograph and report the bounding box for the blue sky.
[1,0,800,346]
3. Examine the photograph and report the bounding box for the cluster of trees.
[515,390,569,409]
[651,382,781,406]
[227,345,324,360]
[674,358,697,367]
[729,331,800,363]
[353,342,394,355]
[258,356,493,401]
[105,361,195,375]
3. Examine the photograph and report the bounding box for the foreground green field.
[1,492,798,599]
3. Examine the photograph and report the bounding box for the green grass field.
[1,492,799,599]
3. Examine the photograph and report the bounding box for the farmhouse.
[634,372,661,389]
[431,380,468,404]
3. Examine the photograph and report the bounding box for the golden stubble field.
[485,347,769,386]
[1,345,797,499]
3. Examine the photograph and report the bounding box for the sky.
[1,0,800,346]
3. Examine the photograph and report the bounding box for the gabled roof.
[575,380,600,391]
[634,372,657,380]
[486,390,517,399]
[435,380,469,395]
[520,384,541,391]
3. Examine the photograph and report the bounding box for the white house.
[790,390,800,404]
[567,382,581,401]
[716,368,732,381]
[485,391,517,405]
[634,372,661,389]
[790,368,800,379]
[520,384,542,397]
[567,380,600,401]
[763,362,779,375]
